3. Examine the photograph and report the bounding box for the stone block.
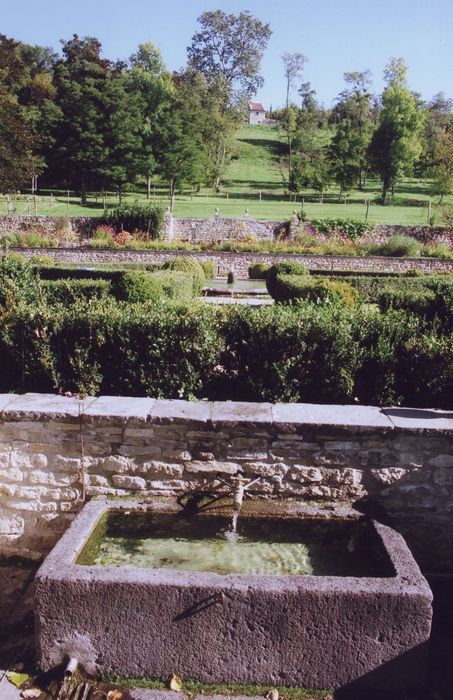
[150,400,212,424]
[2,393,95,420]
[112,475,147,490]
[272,403,392,432]
[139,461,184,477]
[371,467,408,486]
[384,407,453,433]
[84,396,154,421]
[429,454,453,468]
[0,467,23,482]
[212,402,273,425]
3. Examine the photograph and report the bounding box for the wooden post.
[365,199,370,221]
[428,199,432,224]
[33,195,37,216]
[67,190,70,207]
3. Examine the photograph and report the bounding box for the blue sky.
[3,0,453,109]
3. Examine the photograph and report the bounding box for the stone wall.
[0,394,452,572]
[0,216,96,237]
[13,246,453,275]
[1,213,452,249]
[171,215,281,242]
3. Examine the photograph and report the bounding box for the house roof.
[249,101,265,112]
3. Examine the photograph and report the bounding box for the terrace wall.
[1,213,452,248]
[0,394,452,572]
[12,246,453,274]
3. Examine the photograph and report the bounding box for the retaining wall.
[13,247,453,275]
[0,394,452,572]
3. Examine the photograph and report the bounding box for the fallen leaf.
[169,673,183,691]
[21,689,41,699]
[107,691,123,700]
[6,672,31,688]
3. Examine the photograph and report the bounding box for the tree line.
[0,9,452,206]
[278,56,453,204]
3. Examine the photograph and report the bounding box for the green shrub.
[115,272,163,303]
[0,299,451,407]
[151,271,194,301]
[306,218,372,241]
[30,254,55,267]
[248,262,270,279]
[372,235,420,257]
[270,275,360,306]
[201,260,216,279]
[266,261,308,298]
[0,254,39,310]
[42,279,112,305]
[214,303,359,403]
[105,204,164,238]
[377,288,436,316]
[162,257,205,295]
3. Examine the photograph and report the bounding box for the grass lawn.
[2,124,451,225]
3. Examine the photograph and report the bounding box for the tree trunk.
[382,176,390,205]
[118,186,123,205]
[80,176,87,206]
[147,174,151,200]
[169,179,175,212]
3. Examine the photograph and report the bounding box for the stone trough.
[35,498,432,693]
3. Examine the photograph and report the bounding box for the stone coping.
[0,393,452,434]
[10,245,453,264]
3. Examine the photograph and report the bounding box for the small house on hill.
[249,101,266,125]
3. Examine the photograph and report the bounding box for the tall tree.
[329,70,374,192]
[51,35,111,203]
[187,10,272,104]
[369,58,424,203]
[0,88,36,193]
[282,52,307,185]
[127,42,174,198]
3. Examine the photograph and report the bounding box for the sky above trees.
[3,0,453,109]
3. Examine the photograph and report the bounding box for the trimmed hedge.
[162,257,205,295]
[115,272,165,303]
[41,279,112,305]
[248,262,270,279]
[269,275,360,305]
[266,261,308,299]
[201,260,216,279]
[0,300,451,408]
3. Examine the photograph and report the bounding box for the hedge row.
[0,300,451,408]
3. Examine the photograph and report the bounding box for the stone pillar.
[163,209,174,241]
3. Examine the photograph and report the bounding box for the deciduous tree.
[369,58,424,203]
[187,10,272,103]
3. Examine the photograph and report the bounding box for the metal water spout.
[231,474,260,512]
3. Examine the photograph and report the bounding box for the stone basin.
[35,499,432,693]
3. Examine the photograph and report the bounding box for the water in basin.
[77,511,395,577]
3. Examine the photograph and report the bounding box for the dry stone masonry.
[14,247,453,275]
[0,394,452,572]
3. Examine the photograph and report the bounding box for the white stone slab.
[272,403,392,431]
[212,401,273,424]
[84,396,155,421]
[149,400,212,424]
[384,407,453,433]
[0,395,19,414]
[2,393,96,420]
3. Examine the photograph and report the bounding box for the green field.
[2,124,451,224]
